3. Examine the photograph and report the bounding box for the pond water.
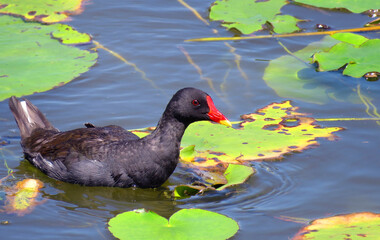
[1,0,380,239]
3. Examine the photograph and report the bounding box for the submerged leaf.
[0,0,86,23]
[108,208,239,240]
[209,0,301,34]
[173,184,214,198]
[3,179,44,216]
[263,34,362,104]
[0,15,97,101]
[174,164,255,198]
[292,212,380,239]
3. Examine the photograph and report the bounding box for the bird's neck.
[149,113,187,146]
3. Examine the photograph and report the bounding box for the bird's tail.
[9,96,57,140]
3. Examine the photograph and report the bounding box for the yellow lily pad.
[180,101,343,168]
[0,0,86,23]
[293,212,380,239]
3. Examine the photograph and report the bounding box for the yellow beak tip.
[220,120,232,127]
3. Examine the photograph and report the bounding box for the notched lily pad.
[217,164,254,190]
[0,15,97,101]
[0,0,86,23]
[313,35,380,78]
[108,208,239,240]
[209,0,302,34]
[292,212,380,239]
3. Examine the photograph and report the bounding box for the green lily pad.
[313,37,380,78]
[51,24,92,44]
[209,0,301,34]
[180,145,197,162]
[292,212,380,239]
[331,33,368,46]
[108,208,239,240]
[294,0,380,13]
[0,15,97,101]
[270,15,302,34]
[216,164,254,190]
[0,0,86,23]
[173,164,255,198]
[263,35,361,104]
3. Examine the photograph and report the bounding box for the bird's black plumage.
[9,88,230,188]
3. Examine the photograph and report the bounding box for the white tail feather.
[20,101,32,123]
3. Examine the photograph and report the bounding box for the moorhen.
[9,88,231,188]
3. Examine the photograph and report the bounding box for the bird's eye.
[192,99,200,106]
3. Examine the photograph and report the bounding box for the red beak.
[206,96,232,127]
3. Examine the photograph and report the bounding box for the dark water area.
[1,0,380,239]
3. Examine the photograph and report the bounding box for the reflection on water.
[16,160,179,216]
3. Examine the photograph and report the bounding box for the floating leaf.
[130,127,154,138]
[0,15,97,101]
[263,35,361,104]
[3,179,44,216]
[174,164,255,198]
[331,33,368,46]
[294,0,380,14]
[51,24,92,44]
[292,212,380,239]
[270,15,302,34]
[313,37,380,78]
[216,164,254,191]
[108,208,239,240]
[180,145,197,162]
[0,0,86,23]
[179,101,343,168]
[209,0,301,34]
